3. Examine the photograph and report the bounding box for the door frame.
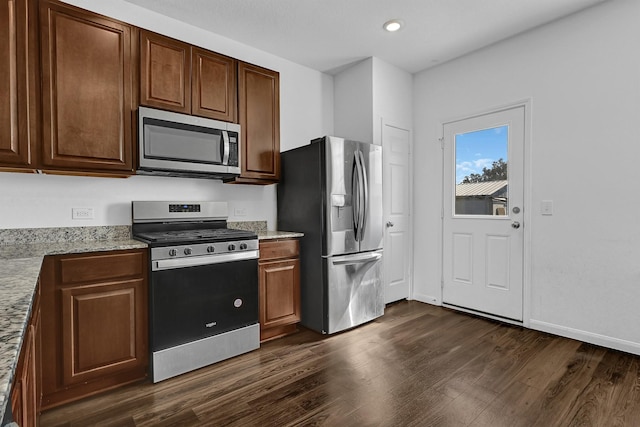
[381,118,414,302]
[440,99,532,327]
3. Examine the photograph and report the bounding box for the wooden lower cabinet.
[10,279,41,427]
[40,249,148,409]
[258,239,301,341]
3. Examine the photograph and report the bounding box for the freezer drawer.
[325,250,384,334]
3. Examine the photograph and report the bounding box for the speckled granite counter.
[228,220,303,240]
[0,227,147,424]
[256,230,304,240]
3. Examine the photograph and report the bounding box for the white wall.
[333,57,413,145]
[0,0,333,229]
[333,59,374,143]
[371,57,413,145]
[413,0,640,354]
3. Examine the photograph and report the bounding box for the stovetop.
[134,228,256,244]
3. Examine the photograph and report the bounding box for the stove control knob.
[207,245,215,253]
[168,249,177,257]
[228,244,236,251]
[239,243,248,250]
[184,247,192,255]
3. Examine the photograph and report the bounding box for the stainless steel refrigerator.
[278,136,384,334]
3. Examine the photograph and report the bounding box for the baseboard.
[530,319,640,356]
[411,293,440,306]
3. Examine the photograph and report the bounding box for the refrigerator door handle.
[352,150,366,242]
[357,150,368,239]
[332,252,382,265]
[352,154,362,240]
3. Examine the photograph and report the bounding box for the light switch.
[541,200,553,215]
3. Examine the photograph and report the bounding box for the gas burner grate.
[134,228,255,243]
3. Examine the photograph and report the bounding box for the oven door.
[150,256,258,352]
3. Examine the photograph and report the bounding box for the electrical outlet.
[72,207,94,220]
[234,207,247,217]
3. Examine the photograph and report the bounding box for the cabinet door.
[192,47,236,122]
[0,0,37,168]
[32,287,42,418]
[140,30,191,114]
[237,62,280,183]
[59,278,147,386]
[259,258,300,331]
[11,322,37,427]
[10,380,22,426]
[39,1,135,173]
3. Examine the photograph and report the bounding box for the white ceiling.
[123,0,607,74]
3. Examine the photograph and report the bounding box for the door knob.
[511,221,521,229]
[386,221,394,228]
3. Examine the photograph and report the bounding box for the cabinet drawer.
[58,250,145,285]
[259,239,299,262]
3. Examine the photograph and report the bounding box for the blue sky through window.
[455,125,508,184]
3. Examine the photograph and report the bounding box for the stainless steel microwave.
[137,106,241,180]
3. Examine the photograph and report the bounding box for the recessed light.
[383,19,403,32]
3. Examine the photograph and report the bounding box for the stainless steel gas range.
[132,201,260,383]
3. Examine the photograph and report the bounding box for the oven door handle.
[152,250,259,271]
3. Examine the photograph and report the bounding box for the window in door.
[455,125,508,216]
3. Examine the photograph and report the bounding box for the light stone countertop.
[0,227,146,424]
[256,230,304,240]
[228,220,303,241]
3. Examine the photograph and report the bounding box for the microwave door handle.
[222,131,230,165]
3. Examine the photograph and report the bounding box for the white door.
[382,122,412,304]
[442,106,525,321]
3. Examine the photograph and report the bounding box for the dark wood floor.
[40,301,640,427]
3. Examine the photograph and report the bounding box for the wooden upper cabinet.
[0,0,38,169]
[236,62,280,183]
[39,0,136,174]
[140,31,236,122]
[192,47,236,122]
[140,30,191,114]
